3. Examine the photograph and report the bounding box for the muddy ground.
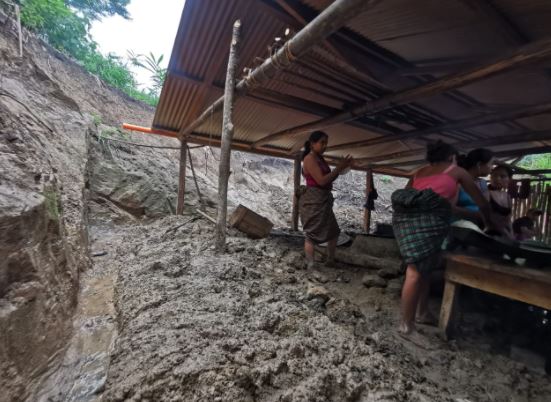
[75,216,550,402]
[2,10,550,402]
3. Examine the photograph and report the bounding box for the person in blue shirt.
[454,148,494,227]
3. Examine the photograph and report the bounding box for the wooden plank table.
[439,254,551,338]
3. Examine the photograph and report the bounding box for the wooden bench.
[439,254,551,338]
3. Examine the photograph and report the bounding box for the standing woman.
[299,131,353,269]
[392,141,497,338]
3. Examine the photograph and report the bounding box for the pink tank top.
[412,165,458,201]
[304,156,332,190]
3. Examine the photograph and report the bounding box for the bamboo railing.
[511,179,551,244]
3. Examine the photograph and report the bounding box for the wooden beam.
[357,129,551,164]
[373,146,551,169]
[517,169,551,175]
[326,102,551,152]
[216,20,241,252]
[292,154,301,231]
[176,138,188,215]
[250,87,395,136]
[177,0,379,139]
[370,166,413,178]
[445,254,551,310]
[252,38,551,148]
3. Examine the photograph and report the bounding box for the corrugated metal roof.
[152,0,551,173]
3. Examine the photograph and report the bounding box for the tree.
[18,0,160,106]
[128,51,167,97]
[20,0,92,58]
[66,0,130,21]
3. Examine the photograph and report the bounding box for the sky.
[90,0,185,89]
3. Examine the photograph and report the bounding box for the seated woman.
[455,148,494,227]
[488,165,514,238]
[299,131,353,269]
[392,141,499,339]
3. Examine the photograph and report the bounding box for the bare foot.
[397,328,436,350]
[399,321,414,335]
[324,258,337,268]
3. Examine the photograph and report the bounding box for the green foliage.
[67,0,130,21]
[17,0,161,106]
[380,175,392,184]
[83,51,135,91]
[124,87,159,106]
[518,154,551,170]
[91,113,102,126]
[42,187,60,221]
[128,51,167,97]
[20,0,93,59]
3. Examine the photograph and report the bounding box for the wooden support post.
[292,154,301,231]
[176,139,188,215]
[439,280,459,340]
[15,5,22,57]
[187,146,205,208]
[363,169,373,233]
[215,20,241,252]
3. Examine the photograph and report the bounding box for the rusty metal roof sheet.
[152,0,551,173]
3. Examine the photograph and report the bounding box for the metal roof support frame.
[327,102,551,153]
[252,38,551,148]
[176,0,380,139]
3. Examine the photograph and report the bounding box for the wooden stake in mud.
[364,169,373,233]
[15,5,23,57]
[176,138,188,214]
[215,20,241,252]
[292,154,301,231]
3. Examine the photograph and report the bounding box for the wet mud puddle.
[34,226,117,402]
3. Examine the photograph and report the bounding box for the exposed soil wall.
[0,12,154,400]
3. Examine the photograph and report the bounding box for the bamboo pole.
[176,138,188,214]
[373,146,551,169]
[215,20,241,252]
[177,0,378,139]
[357,129,551,164]
[331,103,551,152]
[364,169,373,233]
[252,38,551,148]
[291,154,301,231]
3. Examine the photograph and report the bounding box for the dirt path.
[91,216,550,402]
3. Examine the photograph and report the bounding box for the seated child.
[512,216,536,241]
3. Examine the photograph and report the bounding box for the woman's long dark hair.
[426,140,458,163]
[457,148,494,170]
[302,131,328,160]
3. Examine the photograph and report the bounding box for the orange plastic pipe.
[122,123,178,138]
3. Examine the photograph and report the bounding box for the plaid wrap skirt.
[392,188,451,276]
